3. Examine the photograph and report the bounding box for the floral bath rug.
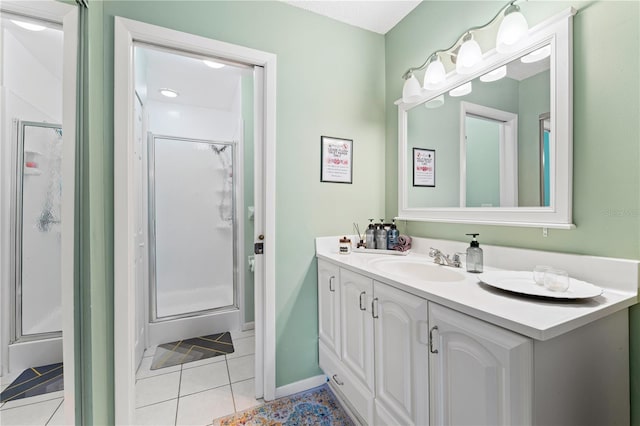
[213,383,354,425]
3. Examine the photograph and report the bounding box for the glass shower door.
[149,134,237,320]
[13,121,63,340]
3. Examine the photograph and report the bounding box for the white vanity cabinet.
[318,260,428,425]
[318,260,340,355]
[373,282,429,426]
[428,302,532,426]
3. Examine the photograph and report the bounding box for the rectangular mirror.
[397,9,575,228]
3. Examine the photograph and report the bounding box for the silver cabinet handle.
[359,291,366,311]
[332,374,344,386]
[329,276,335,292]
[372,297,379,319]
[429,325,439,354]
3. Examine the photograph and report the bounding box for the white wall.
[1,25,63,374]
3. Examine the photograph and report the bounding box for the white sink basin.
[368,257,465,283]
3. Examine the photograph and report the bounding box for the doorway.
[0,1,78,425]
[114,17,277,425]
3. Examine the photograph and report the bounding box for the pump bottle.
[365,219,376,249]
[387,219,399,249]
[465,233,483,273]
[374,219,387,250]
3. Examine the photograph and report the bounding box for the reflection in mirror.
[539,112,550,206]
[406,44,550,209]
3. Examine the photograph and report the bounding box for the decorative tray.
[478,271,603,299]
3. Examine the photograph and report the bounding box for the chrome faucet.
[429,248,462,268]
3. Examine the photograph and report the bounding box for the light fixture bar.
[401,0,524,81]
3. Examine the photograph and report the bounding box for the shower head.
[210,144,228,154]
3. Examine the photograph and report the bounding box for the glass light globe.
[456,39,482,74]
[402,74,422,103]
[449,82,472,97]
[480,65,507,82]
[496,11,528,53]
[423,58,446,90]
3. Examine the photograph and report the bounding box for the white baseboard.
[241,321,255,332]
[274,374,327,399]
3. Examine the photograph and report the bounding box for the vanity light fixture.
[456,33,482,75]
[424,95,445,109]
[203,59,225,69]
[449,82,472,97]
[11,19,46,31]
[402,73,423,104]
[401,0,528,103]
[480,65,508,82]
[159,88,179,98]
[423,55,446,90]
[521,45,551,63]
[495,3,528,53]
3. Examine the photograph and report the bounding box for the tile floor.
[135,329,260,426]
[0,329,258,426]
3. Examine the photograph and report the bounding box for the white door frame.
[459,101,518,207]
[0,1,78,424]
[113,17,277,424]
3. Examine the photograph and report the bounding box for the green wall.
[518,70,551,206]
[386,0,640,421]
[84,0,385,422]
[466,116,500,207]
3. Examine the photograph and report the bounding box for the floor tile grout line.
[174,366,183,426]
[136,367,182,382]
[0,393,64,411]
[45,398,64,425]
[225,358,237,413]
[135,396,178,411]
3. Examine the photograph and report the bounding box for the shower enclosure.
[146,133,241,345]
[11,121,63,341]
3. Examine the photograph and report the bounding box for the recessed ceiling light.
[203,60,225,69]
[159,88,179,98]
[521,45,551,63]
[11,20,46,32]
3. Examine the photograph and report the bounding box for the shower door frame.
[146,133,242,323]
[10,120,63,343]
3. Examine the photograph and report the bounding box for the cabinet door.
[340,269,374,392]
[317,259,341,356]
[429,302,532,426]
[373,282,429,426]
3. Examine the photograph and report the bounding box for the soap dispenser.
[375,219,387,250]
[387,219,399,250]
[465,233,483,273]
[365,219,376,249]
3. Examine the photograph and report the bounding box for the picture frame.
[320,136,353,184]
[413,148,435,187]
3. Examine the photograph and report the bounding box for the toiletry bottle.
[465,233,483,273]
[339,236,352,254]
[375,219,387,250]
[387,219,399,250]
[365,219,376,249]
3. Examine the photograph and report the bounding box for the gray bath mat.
[150,332,234,370]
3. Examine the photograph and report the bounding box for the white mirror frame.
[397,8,576,229]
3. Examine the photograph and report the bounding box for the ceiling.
[138,46,250,111]
[1,17,63,80]
[283,0,422,34]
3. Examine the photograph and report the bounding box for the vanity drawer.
[320,341,372,424]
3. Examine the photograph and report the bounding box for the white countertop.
[316,236,638,341]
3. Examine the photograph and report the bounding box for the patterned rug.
[0,363,64,403]
[213,384,354,426]
[150,332,234,370]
